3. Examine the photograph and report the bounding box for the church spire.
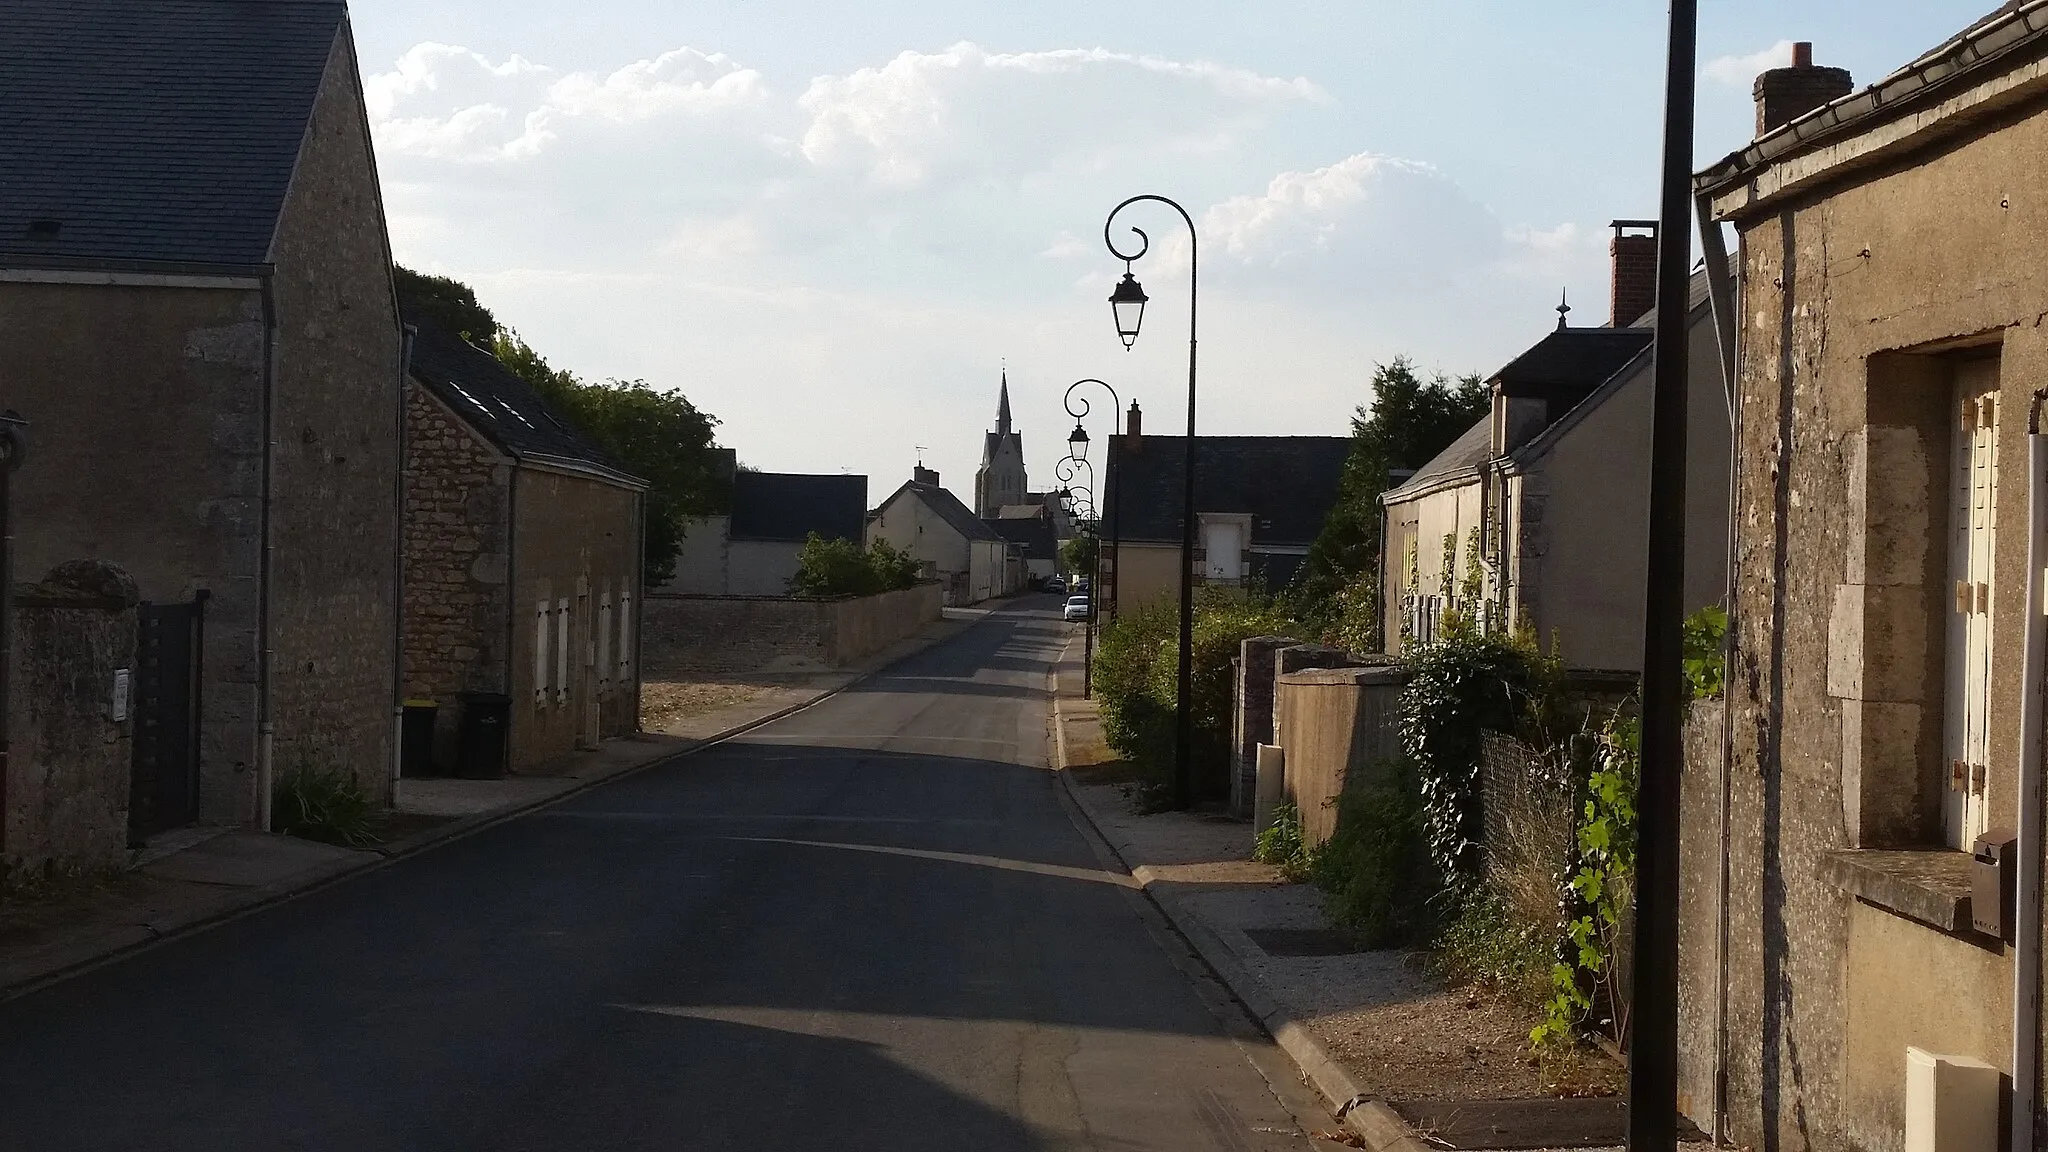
[996,366,1012,435]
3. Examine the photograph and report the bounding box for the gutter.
[1696,0,2048,205]
[257,274,279,832]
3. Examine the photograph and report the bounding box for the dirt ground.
[638,678,773,732]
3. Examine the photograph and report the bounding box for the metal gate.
[129,599,203,842]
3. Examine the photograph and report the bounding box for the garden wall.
[1274,663,1409,846]
[642,582,942,674]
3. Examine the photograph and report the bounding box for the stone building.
[0,1,403,831]
[974,374,1028,518]
[1683,17,2048,1151]
[1102,430,1350,610]
[402,319,646,774]
[665,454,868,596]
[868,466,1020,604]
[1378,247,1730,667]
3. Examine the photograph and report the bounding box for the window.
[533,600,550,705]
[555,598,571,707]
[1944,368,1999,848]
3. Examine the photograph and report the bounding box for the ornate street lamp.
[1105,195,1198,809]
[1067,421,1090,462]
[1058,379,1124,699]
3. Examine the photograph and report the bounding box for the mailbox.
[1971,830,2019,941]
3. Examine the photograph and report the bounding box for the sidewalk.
[1049,637,1633,1152]
[0,607,983,1001]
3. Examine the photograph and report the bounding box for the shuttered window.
[1944,374,1998,849]
[533,600,550,705]
[598,590,613,690]
[555,598,572,708]
[618,593,633,682]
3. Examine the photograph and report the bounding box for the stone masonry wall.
[4,562,139,881]
[402,383,511,770]
[642,584,942,676]
[266,23,403,802]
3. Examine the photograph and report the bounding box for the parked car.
[1063,595,1090,622]
[1044,576,1066,594]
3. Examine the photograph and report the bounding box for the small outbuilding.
[402,318,646,775]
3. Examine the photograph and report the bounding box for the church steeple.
[996,368,1012,435]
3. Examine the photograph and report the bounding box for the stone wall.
[1230,636,1297,819]
[509,467,643,772]
[1274,662,1409,847]
[4,562,139,881]
[266,25,404,803]
[401,383,512,769]
[643,583,942,675]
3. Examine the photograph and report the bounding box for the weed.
[273,764,381,849]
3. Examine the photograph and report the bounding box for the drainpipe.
[2012,391,2048,1152]
[0,412,26,860]
[1698,195,1744,1146]
[258,275,278,832]
[391,324,416,807]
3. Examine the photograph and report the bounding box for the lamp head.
[1109,271,1148,350]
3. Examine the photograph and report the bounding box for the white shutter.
[617,593,633,681]
[555,598,571,707]
[1945,379,1998,848]
[598,590,613,689]
[533,600,550,704]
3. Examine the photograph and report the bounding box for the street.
[0,600,1327,1150]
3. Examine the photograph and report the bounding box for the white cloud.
[1705,40,1796,88]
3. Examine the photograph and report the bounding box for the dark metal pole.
[1631,1,1696,1147]
[1105,195,1198,809]
[1084,520,1098,697]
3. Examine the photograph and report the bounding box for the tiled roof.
[1382,416,1493,503]
[1103,436,1351,545]
[0,0,346,268]
[1491,328,1655,400]
[405,315,643,488]
[985,515,1056,560]
[730,472,867,543]
[877,481,1004,542]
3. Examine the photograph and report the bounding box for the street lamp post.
[1104,195,1197,809]
[1063,378,1125,698]
[1053,460,1098,695]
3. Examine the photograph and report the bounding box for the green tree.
[788,534,920,597]
[1061,528,1098,577]
[1291,357,1489,636]
[393,265,498,344]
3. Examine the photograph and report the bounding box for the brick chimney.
[1755,42,1853,135]
[1125,401,1143,454]
[1609,220,1658,327]
[913,464,938,486]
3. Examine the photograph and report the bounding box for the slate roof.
[730,472,866,543]
[985,515,1056,561]
[405,315,644,488]
[876,481,1004,542]
[1492,327,1654,402]
[1103,436,1351,544]
[1381,416,1495,503]
[0,0,348,268]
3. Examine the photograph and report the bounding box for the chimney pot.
[1126,401,1143,454]
[1755,44,1852,135]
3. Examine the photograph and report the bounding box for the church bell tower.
[974,370,1027,518]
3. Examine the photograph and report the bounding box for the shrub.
[1682,604,1728,702]
[274,764,380,849]
[787,534,920,598]
[1254,803,1314,881]
[1438,887,1558,1011]
[1146,591,1301,802]
[1312,762,1440,947]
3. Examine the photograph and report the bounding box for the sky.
[352,0,1988,506]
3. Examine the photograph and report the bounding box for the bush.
[1093,597,1178,774]
[1438,887,1559,1010]
[1147,591,1301,802]
[1683,604,1728,701]
[274,764,380,849]
[787,534,920,598]
[1254,803,1314,881]
[1312,763,1440,947]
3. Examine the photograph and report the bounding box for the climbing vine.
[1533,709,1639,1052]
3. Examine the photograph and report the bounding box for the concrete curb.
[1047,647,1432,1152]
[0,612,986,1003]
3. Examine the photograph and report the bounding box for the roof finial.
[1556,288,1571,330]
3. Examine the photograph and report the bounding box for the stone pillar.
[1231,636,1297,819]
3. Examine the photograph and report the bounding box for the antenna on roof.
[1556,288,1572,330]
[914,445,928,464]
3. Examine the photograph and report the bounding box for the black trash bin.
[401,699,438,777]
[458,692,512,780]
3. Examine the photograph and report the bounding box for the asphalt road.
[0,598,1329,1150]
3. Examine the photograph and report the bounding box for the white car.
[1063,595,1091,622]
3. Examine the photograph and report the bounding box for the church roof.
[980,429,1025,466]
[0,0,348,268]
